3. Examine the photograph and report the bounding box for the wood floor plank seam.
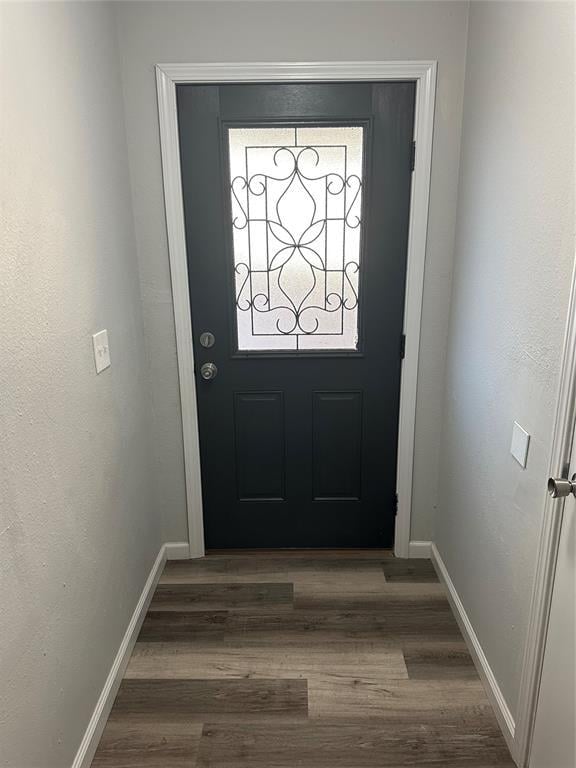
[91,552,515,768]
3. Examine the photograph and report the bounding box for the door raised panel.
[234,392,285,501]
[313,391,363,501]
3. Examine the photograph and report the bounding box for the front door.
[177,82,415,548]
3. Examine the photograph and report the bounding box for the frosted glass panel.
[228,126,364,352]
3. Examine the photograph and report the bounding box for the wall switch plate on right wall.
[92,329,111,374]
[511,421,530,468]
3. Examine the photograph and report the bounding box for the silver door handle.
[200,362,218,381]
[547,474,576,498]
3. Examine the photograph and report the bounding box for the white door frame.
[514,257,576,766]
[155,61,437,559]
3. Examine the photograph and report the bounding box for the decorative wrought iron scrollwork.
[229,127,363,351]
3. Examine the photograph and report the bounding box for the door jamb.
[155,61,437,559]
[514,257,576,766]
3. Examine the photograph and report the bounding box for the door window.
[228,126,364,352]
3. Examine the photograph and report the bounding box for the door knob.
[547,474,576,498]
[200,362,218,381]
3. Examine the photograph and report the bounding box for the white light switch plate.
[511,421,530,468]
[92,330,111,374]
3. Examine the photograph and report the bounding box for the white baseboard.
[431,543,516,756]
[408,540,432,558]
[165,540,191,560]
[72,543,169,768]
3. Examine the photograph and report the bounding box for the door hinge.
[410,141,416,172]
[395,493,399,515]
[400,333,406,360]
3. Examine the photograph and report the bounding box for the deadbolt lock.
[199,331,215,349]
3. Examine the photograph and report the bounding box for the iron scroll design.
[229,128,363,351]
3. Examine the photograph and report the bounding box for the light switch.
[511,421,530,468]
[92,330,111,374]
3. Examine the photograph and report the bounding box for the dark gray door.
[177,82,415,548]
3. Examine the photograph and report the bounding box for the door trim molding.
[155,60,437,558]
[514,258,576,766]
[408,540,432,559]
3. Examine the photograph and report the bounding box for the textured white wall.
[436,1,575,719]
[114,0,470,544]
[0,4,161,766]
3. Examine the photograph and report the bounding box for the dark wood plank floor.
[91,551,515,767]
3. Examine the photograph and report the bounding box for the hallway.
[92,552,514,767]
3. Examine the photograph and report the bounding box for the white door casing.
[155,61,437,559]
[515,255,576,766]
[529,431,576,768]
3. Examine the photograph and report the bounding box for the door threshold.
[205,548,395,558]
